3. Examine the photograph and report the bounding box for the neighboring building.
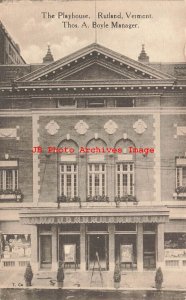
[0,23,186,273]
[0,22,26,65]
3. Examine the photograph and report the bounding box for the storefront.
[19,206,169,272]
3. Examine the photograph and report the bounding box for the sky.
[0,0,186,64]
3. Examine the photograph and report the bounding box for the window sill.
[0,193,23,202]
[173,193,186,200]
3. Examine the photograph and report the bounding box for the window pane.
[61,174,64,195]
[117,174,120,197]
[89,175,92,196]
[102,174,105,195]
[123,164,127,171]
[116,163,134,197]
[15,170,18,190]
[95,164,99,171]
[67,165,71,172]
[74,174,77,197]
[6,170,13,190]
[88,163,106,197]
[183,168,186,186]
[67,174,71,197]
[122,174,127,195]
[0,170,3,190]
[59,164,78,198]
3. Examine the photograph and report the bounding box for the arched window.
[115,139,135,197]
[58,140,78,199]
[86,138,107,197]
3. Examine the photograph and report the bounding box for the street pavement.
[0,269,186,290]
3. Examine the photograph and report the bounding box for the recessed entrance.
[143,234,156,269]
[87,234,108,270]
[40,235,52,269]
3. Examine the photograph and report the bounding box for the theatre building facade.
[0,25,186,272]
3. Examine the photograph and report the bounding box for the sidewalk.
[0,269,186,290]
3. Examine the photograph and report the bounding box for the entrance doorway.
[87,235,108,270]
[143,234,156,269]
[40,235,52,269]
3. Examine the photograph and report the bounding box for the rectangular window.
[116,98,135,107]
[0,169,18,191]
[59,164,78,198]
[87,99,105,108]
[176,158,186,195]
[88,164,106,196]
[116,163,134,196]
[58,99,76,107]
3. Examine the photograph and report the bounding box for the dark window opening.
[116,98,135,107]
[87,224,108,232]
[58,99,76,107]
[143,223,156,232]
[115,224,136,232]
[60,224,80,232]
[87,99,105,108]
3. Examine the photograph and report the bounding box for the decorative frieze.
[20,214,169,225]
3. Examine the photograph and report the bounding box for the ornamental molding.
[0,126,19,140]
[177,126,186,136]
[20,215,169,225]
[133,119,147,134]
[174,124,186,138]
[45,120,59,135]
[104,120,118,135]
[74,120,89,135]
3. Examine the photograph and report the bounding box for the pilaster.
[51,225,58,271]
[137,223,143,271]
[80,224,86,271]
[156,223,165,268]
[30,225,39,271]
[32,114,40,204]
[108,223,115,271]
[153,113,161,202]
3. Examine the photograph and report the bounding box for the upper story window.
[176,157,186,196]
[59,164,78,198]
[116,163,134,197]
[116,98,135,107]
[86,99,105,108]
[58,98,76,108]
[115,139,136,200]
[0,160,18,191]
[88,163,106,196]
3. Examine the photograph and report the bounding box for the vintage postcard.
[0,0,186,299]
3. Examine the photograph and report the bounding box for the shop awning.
[19,206,169,224]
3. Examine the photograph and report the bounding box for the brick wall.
[38,114,155,202]
[0,116,33,202]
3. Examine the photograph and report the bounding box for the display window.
[1,234,31,259]
[164,233,186,258]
